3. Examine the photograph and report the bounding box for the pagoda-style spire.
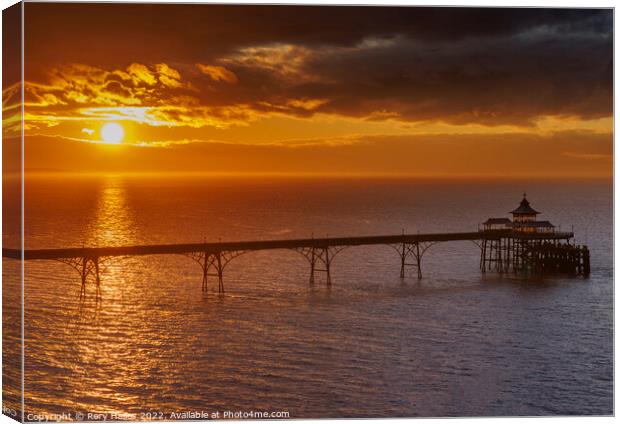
[510,194,540,215]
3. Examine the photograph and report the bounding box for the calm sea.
[3,176,613,418]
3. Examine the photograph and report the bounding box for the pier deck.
[3,230,573,260]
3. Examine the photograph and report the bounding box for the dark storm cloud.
[206,19,612,125]
[25,4,611,60]
[289,31,613,124]
[24,4,612,126]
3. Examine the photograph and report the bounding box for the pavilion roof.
[510,196,540,215]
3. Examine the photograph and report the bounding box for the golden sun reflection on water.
[88,177,136,247]
[78,177,136,308]
[66,177,163,415]
[84,176,138,296]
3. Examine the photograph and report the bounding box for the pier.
[2,229,589,298]
[1,196,591,297]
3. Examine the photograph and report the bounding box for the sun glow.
[100,122,125,144]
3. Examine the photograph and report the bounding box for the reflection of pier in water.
[3,229,590,298]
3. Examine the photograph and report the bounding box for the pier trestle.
[479,236,589,276]
[480,237,512,273]
[56,256,103,298]
[185,250,247,293]
[389,241,437,279]
[293,246,348,285]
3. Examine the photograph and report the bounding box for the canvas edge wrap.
[2,1,24,422]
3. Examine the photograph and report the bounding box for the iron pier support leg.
[496,240,501,272]
[94,257,101,298]
[325,248,332,286]
[416,242,422,279]
[480,239,486,272]
[80,257,88,298]
[216,253,224,294]
[506,238,511,273]
[483,240,488,273]
[309,248,316,285]
[400,243,406,279]
[201,255,208,292]
[583,246,590,277]
[489,240,495,272]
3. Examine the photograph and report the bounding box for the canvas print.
[2,2,613,421]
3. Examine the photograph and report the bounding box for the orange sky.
[2,4,613,177]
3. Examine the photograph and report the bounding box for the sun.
[100,122,125,144]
